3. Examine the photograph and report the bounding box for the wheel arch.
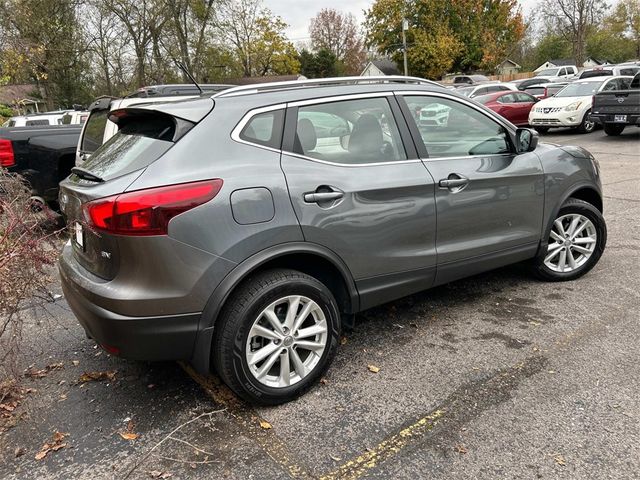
[190,243,359,373]
[535,182,603,261]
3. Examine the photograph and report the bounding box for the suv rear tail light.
[0,139,15,167]
[83,179,223,236]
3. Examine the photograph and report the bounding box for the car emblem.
[543,108,551,114]
[617,97,625,103]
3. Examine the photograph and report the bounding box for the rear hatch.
[60,97,214,279]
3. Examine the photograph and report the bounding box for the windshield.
[536,68,559,77]
[456,87,475,97]
[555,81,604,97]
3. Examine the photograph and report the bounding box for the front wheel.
[576,110,596,134]
[533,198,606,281]
[212,269,340,405]
[603,123,625,136]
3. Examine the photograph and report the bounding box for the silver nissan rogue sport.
[58,76,607,404]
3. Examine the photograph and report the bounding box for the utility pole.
[402,18,408,76]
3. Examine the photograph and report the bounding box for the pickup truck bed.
[0,124,81,205]
[591,73,640,136]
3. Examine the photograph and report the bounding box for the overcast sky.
[265,0,541,44]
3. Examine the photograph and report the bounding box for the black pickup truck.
[0,124,81,206]
[591,72,640,136]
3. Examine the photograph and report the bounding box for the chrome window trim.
[231,93,417,167]
[230,103,287,154]
[288,91,394,107]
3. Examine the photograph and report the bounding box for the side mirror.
[516,128,538,153]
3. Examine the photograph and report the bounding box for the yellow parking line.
[319,409,445,480]
[181,363,315,479]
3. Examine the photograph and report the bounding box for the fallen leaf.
[14,447,25,458]
[340,337,348,345]
[367,365,380,373]
[455,444,468,454]
[78,370,116,383]
[329,454,342,461]
[72,360,80,366]
[259,420,272,430]
[148,471,172,479]
[46,362,64,371]
[35,431,68,460]
[119,432,139,441]
[319,378,328,385]
[409,322,418,328]
[555,455,566,466]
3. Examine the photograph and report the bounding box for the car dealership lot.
[1,127,639,479]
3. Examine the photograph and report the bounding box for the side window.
[515,92,535,103]
[402,95,511,158]
[559,68,567,76]
[620,78,631,89]
[239,109,284,149]
[601,80,618,91]
[291,97,407,165]
[26,119,49,126]
[498,93,516,103]
[475,87,489,96]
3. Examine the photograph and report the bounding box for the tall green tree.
[0,0,92,108]
[299,48,341,78]
[365,0,524,78]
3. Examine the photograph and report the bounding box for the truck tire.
[603,123,625,136]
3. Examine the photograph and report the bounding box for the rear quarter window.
[239,110,284,149]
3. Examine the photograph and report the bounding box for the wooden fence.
[486,71,535,82]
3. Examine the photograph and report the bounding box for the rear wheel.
[576,110,595,134]
[603,123,625,136]
[212,269,340,405]
[534,126,549,134]
[533,198,606,281]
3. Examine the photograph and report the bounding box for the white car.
[528,76,633,133]
[2,110,71,127]
[534,65,579,81]
[454,83,518,98]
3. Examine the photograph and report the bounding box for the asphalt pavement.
[1,127,639,480]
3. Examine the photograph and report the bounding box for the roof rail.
[213,76,443,98]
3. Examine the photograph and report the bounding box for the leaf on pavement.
[78,370,116,383]
[367,365,380,373]
[555,455,566,466]
[119,419,139,440]
[259,420,272,430]
[35,431,68,460]
[148,471,172,479]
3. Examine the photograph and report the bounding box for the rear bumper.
[59,243,201,361]
[590,113,640,126]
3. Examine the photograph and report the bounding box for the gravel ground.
[1,126,638,480]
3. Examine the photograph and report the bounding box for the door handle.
[304,191,344,203]
[439,175,469,189]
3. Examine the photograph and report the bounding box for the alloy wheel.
[245,295,328,388]
[544,213,597,273]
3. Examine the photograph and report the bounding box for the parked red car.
[474,91,538,126]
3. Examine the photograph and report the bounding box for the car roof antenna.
[174,59,203,95]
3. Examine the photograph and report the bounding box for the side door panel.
[279,94,438,309]
[398,93,545,285]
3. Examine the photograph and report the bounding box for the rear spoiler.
[109,97,215,124]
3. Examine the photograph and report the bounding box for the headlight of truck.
[564,101,582,112]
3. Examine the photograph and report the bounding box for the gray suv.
[58,76,607,404]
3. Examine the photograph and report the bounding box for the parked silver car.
[59,76,607,404]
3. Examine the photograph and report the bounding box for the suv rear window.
[79,114,179,181]
[81,109,109,153]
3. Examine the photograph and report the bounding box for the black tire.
[576,110,595,134]
[603,123,625,136]
[534,127,549,134]
[212,268,340,405]
[533,198,607,282]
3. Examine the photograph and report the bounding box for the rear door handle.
[304,191,344,203]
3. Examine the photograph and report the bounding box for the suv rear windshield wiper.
[71,167,104,183]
